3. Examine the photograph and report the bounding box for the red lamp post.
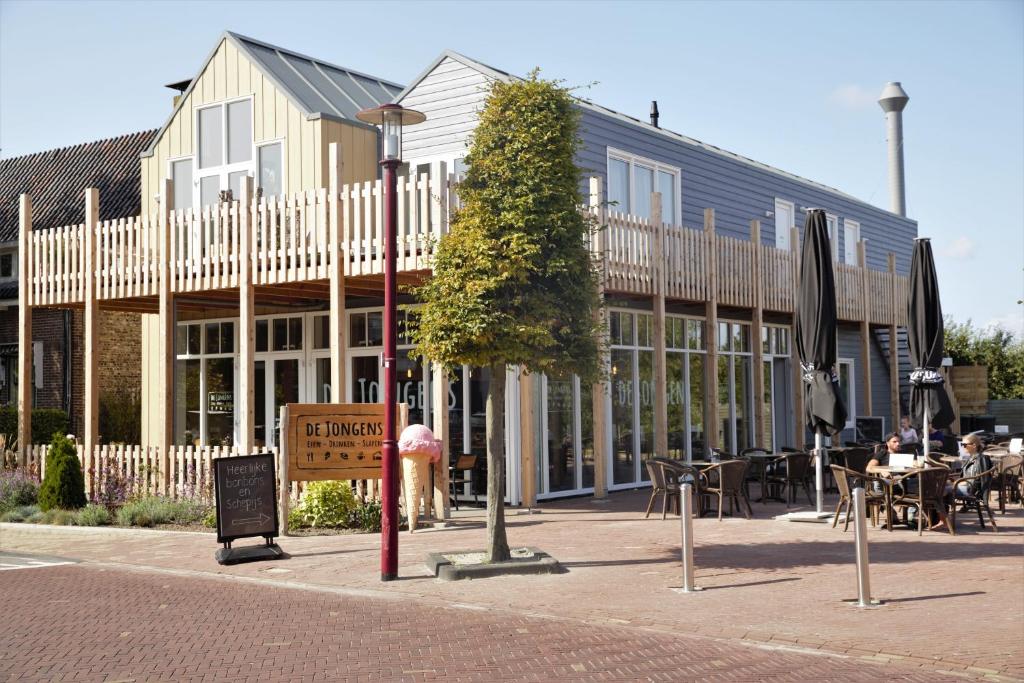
[356,103,425,582]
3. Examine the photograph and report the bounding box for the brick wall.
[0,306,141,440]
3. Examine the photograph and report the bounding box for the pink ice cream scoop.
[398,424,442,464]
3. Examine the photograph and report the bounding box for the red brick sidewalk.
[2,490,1022,680]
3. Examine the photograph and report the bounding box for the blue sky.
[1,0,1021,337]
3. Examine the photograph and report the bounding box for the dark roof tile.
[0,130,156,243]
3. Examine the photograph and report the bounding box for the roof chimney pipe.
[650,100,659,128]
[878,82,909,216]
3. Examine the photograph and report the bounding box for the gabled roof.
[142,31,405,158]
[398,50,909,220]
[0,130,156,244]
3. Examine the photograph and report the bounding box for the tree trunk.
[486,363,511,562]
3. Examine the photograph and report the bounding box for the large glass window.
[170,159,193,212]
[665,314,707,462]
[611,348,635,485]
[193,98,255,207]
[607,149,681,224]
[716,321,754,454]
[258,142,283,199]
[546,377,575,493]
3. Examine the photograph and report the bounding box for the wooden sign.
[285,403,405,482]
[213,453,279,544]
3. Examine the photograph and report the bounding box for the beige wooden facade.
[140,36,380,216]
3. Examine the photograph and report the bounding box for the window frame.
[0,251,16,281]
[843,219,861,265]
[607,147,682,225]
[838,357,856,431]
[774,198,795,250]
[825,212,840,261]
[193,96,257,207]
[256,137,286,200]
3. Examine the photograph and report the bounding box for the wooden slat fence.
[23,443,385,506]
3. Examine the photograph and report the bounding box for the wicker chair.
[842,447,874,474]
[763,452,813,507]
[739,447,769,500]
[995,454,1023,514]
[950,465,999,533]
[699,459,752,521]
[890,466,953,536]
[829,464,888,531]
[662,459,703,517]
[643,460,677,519]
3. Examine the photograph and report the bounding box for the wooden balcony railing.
[21,171,907,326]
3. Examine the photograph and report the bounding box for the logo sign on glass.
[285,403,386,481]
[213,453,279,544]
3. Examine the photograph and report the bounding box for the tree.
[945,317,1024,400]
[413,72,603,562]
[38,433,87,511]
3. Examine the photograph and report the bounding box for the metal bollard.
[679,483,702,592]
[852,487,880,607]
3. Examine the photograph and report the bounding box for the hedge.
[0,407,69,446]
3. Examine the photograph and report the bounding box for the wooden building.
[15,34,917,515]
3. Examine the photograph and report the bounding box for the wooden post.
[791,225,804,449]
[328,143,347,404]
[888,253,900,434]
[17,195,32,466]
[238,176,255,453]
[704,209,719,453]
[431,365,450,520]
[519,370,537,508]
[83,188,99,484]
[652,193,668,458]
[858,241,872,417]
[590,177,608,497]
[750,220,766,449]
[158,179,174,493]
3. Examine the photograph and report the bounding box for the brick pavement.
[2,563,962,682]
[2,490,1022,681]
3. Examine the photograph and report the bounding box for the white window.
[257,142,283,199]
[826,213,839,261]
[843,219,860,265]
[0,252,15,281]
[169,158,193,211]
[194,98,255,207]
[774,199,794,250]
[607,148,681,225]
[838,358,856,430]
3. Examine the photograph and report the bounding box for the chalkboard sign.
[855,416,885,444]
[213,453,279,544]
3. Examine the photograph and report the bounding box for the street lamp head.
[356,103,426,163]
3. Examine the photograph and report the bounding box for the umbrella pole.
[815,432,824,513]
[922,408,930,460]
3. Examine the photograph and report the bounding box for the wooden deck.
[22,169,907,325]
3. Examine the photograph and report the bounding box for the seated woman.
[955,434,993,498]
[899,416,919,445]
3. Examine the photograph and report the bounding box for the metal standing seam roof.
[397,50,912,221]
[142,31,405,158]
[0,129,156,244]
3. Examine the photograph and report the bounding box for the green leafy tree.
[413,72,603,562]
[945,317,1024,400]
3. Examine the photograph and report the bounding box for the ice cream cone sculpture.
[398,424,442,532]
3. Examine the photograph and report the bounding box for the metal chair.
[763,452,813,506]
[449,454,478,510]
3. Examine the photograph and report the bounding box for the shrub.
[0,408,69,446]
[99,388,142,445]
[348,499,382,532]
[292,481,356,528]
[41,508,78,525]
[38,434,86,511]
[0,468,40,512]
[0,504,39,522]
[75,504,112,526]
[91,465,141,512]
[116,495,207,527]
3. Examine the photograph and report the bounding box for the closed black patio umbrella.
[907,238,954,457]
[795,209,848,513]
